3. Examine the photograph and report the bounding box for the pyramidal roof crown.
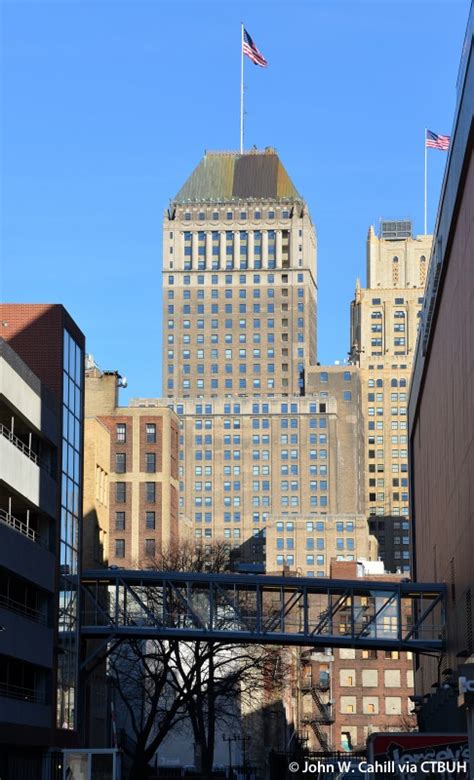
[174,147,301,203]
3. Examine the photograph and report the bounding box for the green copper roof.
[174,149,301,203]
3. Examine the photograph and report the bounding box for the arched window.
[391,379,398,387]
[400,378,407,387]
[376,379,383,387]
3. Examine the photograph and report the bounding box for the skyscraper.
[349,222,432,571]
[162,147,317,399]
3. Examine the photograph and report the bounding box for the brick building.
[84,364,179,567]
[292,560,414,752]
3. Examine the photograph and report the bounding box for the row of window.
[115,511,156,530]
[181,209,293,221]
[115,453,157,473]
[168,272,300,285]
[115,482,157,502]
[114,538,156,558]
[171,303,300,315]
[116,423,156,444]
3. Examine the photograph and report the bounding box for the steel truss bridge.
[80,569,445,662]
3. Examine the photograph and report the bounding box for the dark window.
[116,424,126,443]
[146,453,156,473]
[116,482,126,503]
[146,511,156,530]
[115,453,126,473]
[145,483,156,503]
[146,423,156,443]
[145,539,156,557]
[115,539,125,558]
[115,512,125,531]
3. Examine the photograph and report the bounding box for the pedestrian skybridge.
[80,569,445,655]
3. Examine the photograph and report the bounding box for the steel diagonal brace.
[404,592,444,642]
[213,583,256,633]
[168,581,208,630]
[310,590,351,636]
[82,583,116,627]
[80,637,123,672]
[263,589,302,633]
[355,592,398,639]
[122,580,164,628]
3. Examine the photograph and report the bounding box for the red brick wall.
[0,304,85,401]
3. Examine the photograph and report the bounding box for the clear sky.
[1,0,469,403]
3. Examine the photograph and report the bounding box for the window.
[115,539,125,558]
[146,511,156,529]
[115,512,125,531]
[146,424,156,445]
[116,482,126,503]
[145,483,156,503]
[146,453,156,473]
[116,423,126,443]
[115,453,126,473]
[145,539,156,557]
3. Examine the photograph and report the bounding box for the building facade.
[291,560,414,753]
[84,364,179,567]
[0,304,85,774]
[350,223,432,572]
[162,148,317,399]
[132,365,365,567]
[409,4,474,749]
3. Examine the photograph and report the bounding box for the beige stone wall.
[162,199,317,398]
[131,379,363,564]
[83,417,110,568]
[265,514,378,576]
[349,228,433,572]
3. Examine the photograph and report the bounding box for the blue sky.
[1,0,469,402]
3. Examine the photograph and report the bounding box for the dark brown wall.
[412,148,474,683]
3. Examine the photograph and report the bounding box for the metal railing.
[0,592,48,625]
[0,423,54,477]
[0,508,47,547]
[0,681,47,705]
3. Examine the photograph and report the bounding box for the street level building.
[293,560,414,753]
[84,363,179,567]
[0,304,85,776]
[350,223,432,572]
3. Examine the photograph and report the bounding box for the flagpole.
[424,128,428,234]
[240,23,244,153]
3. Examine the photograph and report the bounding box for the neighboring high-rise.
[0,305,85,776]
[349,222,432,572]
[162,148,317,399]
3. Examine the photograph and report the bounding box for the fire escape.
[299,652,335,753]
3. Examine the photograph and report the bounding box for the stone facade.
[349,225,433,572]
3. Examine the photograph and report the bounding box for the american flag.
[426,129,450,151]
[243,28,268,67]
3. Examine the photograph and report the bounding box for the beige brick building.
[132,366,365,566]
[266,515,378,577]
[162,148,317,399]
[83,365,179,567]
[349,222,432,572]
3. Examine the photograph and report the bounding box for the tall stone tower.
[162,147,317,398]
[350,220,432,571]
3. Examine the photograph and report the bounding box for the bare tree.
[110,541,288,779]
